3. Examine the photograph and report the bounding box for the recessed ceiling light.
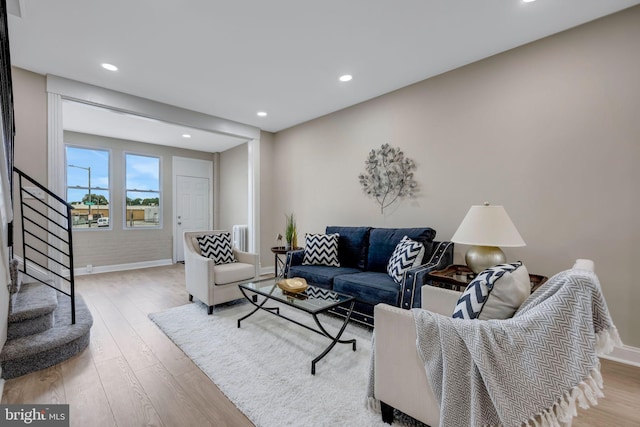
[182,134,191,138]
[339,74,353,82]
[101,63,118,71]
[523,0,536,3]
[257,111,267,117]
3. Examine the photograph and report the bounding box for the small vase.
[285,242,291,250]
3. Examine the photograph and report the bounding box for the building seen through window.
[125,153,161,228]
[66,146,110,229]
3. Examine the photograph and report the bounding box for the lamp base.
[465,246,506,274]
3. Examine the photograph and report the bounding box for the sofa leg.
[189,294,193,302]
[381,401,394,424]
[208,305,213,315]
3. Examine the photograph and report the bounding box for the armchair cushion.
[452,261,529,320]
[213,262,257,285]
[302,233,340,267]
[387,236,425,283]
[196,233,237,265]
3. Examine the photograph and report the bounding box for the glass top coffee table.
[237,278,357,375]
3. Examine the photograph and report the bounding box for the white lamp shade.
[451,205,526,247]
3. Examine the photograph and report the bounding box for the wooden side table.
[427,264,548,293]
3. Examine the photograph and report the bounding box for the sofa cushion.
[303,233,341,267]
[288,265,361,290]
[197,233,237,265]
[387,236,425,283]
[452,262,530,320]
[333,272,400,306]
[367,228,436,273]
[326,226,372,269]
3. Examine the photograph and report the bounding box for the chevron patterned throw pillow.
[452,261,530,320]
[302,233,341,267]
[196,233,237,265]
[387,236,425,283]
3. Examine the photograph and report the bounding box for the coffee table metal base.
[237,287,357,375]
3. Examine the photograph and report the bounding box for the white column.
[47,93,65,195]
[248,138,260,260]
[47,93,66,285]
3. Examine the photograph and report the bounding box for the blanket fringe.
[595,326,622,355]
[524,367,606,427]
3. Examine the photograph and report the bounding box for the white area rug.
[150,301,391,427]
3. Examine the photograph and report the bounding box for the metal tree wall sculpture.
[358,144,418,213]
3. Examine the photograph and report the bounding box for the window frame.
[65,144,112,231]
[123,151,162,230]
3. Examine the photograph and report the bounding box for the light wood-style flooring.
[2,264,639,427]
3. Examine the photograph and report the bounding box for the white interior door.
[176,175,209,262]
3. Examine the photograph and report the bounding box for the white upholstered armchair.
[373,259,619,426]
[374,285,457,426]
[184,230,259,314]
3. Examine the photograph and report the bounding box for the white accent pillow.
[452,262,530,320]
[302,233,341,267]
[386,236,425,283]
[196,233,237,265]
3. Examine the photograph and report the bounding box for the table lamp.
[450,202,526,274]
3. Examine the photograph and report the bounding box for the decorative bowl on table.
[277,277,308,293]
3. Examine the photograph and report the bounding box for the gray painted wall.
[270,7,640,346]
[218,142,248,237]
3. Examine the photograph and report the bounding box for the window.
[125,153,161,228]
[66,146,110,229]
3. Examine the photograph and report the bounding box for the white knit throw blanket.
[413,268,622,427]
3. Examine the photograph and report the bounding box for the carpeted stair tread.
[1,293,93,379]
[8,282,58,323]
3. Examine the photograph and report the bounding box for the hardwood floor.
[2,264,639,427]
[1,264,252,427]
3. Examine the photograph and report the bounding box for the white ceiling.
[7,0,640,149]
[62,100,249,152]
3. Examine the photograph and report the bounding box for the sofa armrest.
[284,249,305,277]
[374,304,440,427]
[399,241,454,309]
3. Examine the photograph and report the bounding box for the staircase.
[0,168,92,379]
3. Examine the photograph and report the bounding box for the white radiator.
[232,225,249,251]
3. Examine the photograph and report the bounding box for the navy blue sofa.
[284,226,454,326]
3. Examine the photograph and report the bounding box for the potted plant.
[284,213,297,250]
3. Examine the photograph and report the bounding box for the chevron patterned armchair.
[372,259,620,426]
[184,230,259,314]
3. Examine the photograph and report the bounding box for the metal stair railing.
[14,167,76,324]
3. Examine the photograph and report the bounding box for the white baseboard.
[74,259,173,276]
[16,256,175,279]
[260,266,275,276]
[601,345,640,367]
[14,256,50,283]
